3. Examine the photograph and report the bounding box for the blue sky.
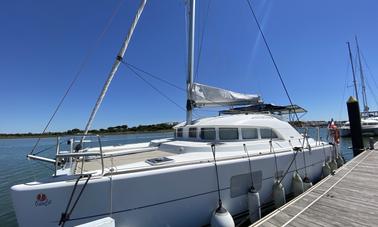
[1,0,378,133]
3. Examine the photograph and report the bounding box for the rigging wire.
[194,0,212,81]
[360,52,378,109]
[195,0,200,67]
[30,0,125,155]
[184,0,189,76]
[245,0,300,122]
[34,141,65,156]
[361,52,378,90]
[338,57,351,120]
[124,62,186,91]
[38,160,55,172]
[365,81,378,108]
[123,62,188,113]
[118,62,225,119]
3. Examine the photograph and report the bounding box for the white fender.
[210,204,235,227]
[247,188,261,223]
[272,180,286,209]
[291,172,304,197]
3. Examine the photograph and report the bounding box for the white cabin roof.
[174,114,301,141]
[175,114,284,127]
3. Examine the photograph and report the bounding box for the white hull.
[12,142,333,227]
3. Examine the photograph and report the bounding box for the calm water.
[0,129,373,226]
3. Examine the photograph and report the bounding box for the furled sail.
[191,83,262,107]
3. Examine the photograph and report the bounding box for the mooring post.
[346,96,364,156]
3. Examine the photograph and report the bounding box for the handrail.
[56,152,102,157]
[98,136,104,175]
[55,136,60,176]
[53,134,105,176]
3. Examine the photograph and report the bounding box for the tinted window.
[176,128,183,138]
[242,128,258,139]
[200,128,216,140]
[260,128,278,139]
[219,128,239,140]
[189,127,197,138]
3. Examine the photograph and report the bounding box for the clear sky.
[1,0,378,133]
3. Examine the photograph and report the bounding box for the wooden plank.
[307,202,374,226]
[252,150,378,227]
[288,214,331,227]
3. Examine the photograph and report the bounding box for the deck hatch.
[145,157,174,166]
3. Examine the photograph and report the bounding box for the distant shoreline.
[0,120,339,139]
[0,129,174,140]
[0,123,177,140]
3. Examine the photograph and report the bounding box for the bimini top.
[173,114,301,141]
[219,103,307,115]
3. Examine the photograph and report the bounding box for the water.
[0,129,374,226]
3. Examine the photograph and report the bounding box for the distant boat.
[11,1,335,226]
[340,38,378,137]
[340,112,378,137]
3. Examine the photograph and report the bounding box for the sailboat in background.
[340,37,378,137]
[11,1,335,226]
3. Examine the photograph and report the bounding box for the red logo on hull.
[35,193,51,207]
[36,193,47,201]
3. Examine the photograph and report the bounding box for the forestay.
[192,83,261,107]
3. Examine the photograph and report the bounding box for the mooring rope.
[322,142,328,162]
[59,174,92,227]
[243,144,255,188]
[211,144,223,208]
[270,140,280,180]
[288,140,298,172]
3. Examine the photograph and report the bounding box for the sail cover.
[192,83,262,107]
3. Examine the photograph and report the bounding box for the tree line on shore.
[0,122,177,138]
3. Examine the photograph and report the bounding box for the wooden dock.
[252,149,378,226]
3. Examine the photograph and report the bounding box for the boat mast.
[186,0,195,125]
[355,36,369,112]
[347,42,359,103]
[82,0,147,137]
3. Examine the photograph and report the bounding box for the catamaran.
[11,1,335,226]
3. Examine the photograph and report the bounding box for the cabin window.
[176,128,183,138]
[189,127,197,138]
[219,128,239,140]
[242,128,258,140]
[260,128,278,139]
[200,128,216,140]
